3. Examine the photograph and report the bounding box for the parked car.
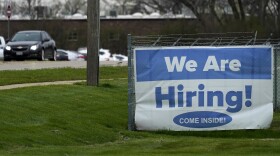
[77,47,87,54]
[68,51,85,61]
[111,54,128,62]
[77,47,87,60]
[99,48,111,61]
[4,30,57,61]
[0,36,5,60]
[56,49,68,61]
[77,47,111,61]
[57,49,85,61]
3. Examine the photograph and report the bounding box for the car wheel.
[4,57,11,61]
[38,49,45,61]
[49,49,57,61]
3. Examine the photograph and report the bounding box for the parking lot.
[0,60,127,71]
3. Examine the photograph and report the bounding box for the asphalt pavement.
[0,61,127,71]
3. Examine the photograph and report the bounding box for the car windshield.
[11,32,41,42]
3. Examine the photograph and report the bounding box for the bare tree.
[241,0,270,24]
[101,0,136,15]
[63,0,87,15]
[266,0,280,32]
[276,0,280,21]
[259,0,270,24]
[48,1,63,18]
[115,0,133,15]
[209,0,224,25]
[130,0,182,15]
[16,0,38,19]
[0,1,3,15]
[26,0,37,18]
[173,0,207,25]
[27,0,32,16]
[228,0,240,20]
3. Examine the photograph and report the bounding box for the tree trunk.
[259,0,269,25]
[278,0,280,30]
[237,0,245,20]
[209,0,223,26]
[177,0,206,26]
[228,0,240,20]
[27,0,32,18]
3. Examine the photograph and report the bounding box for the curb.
[0,80,85,90]
[0,78,128,90]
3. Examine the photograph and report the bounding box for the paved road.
[0,61,127,70]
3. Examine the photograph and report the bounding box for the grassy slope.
[0,79,279,155]
[0,66,127,86]
[0,80,127,155]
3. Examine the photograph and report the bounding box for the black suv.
[4,30,57,61]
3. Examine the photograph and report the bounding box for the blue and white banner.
[134,46,273,131]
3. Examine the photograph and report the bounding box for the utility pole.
[87,0,100,86]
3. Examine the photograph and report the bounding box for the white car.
[99,48,111,61]
[67,51,85,61]
[111,54,128,62]
[57,49,85,61]
[77,47,87,55]
[0,36,5,60]
[77,47,111,61]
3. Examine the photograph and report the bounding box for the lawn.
[0,66,127,86]
[0,78,279,155]
[0,67,279,155]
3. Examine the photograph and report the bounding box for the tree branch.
[228,0,240,20]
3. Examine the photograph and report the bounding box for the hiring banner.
[134,46,273,131]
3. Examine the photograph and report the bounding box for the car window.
[42,32,48,41]
[44,32,52,40]
[11,32,41,42]
[116,56,124,60]
[58,51,67,56]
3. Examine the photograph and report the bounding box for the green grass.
[0,79,279,155]
[0,66,128,86]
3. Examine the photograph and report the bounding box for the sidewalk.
[0,80,85,90]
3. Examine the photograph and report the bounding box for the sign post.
[6,3,12,39]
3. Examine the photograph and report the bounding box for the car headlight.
[30,44,38,51]
[5,46,11,51]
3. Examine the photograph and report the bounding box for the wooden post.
[87,0,100,86]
